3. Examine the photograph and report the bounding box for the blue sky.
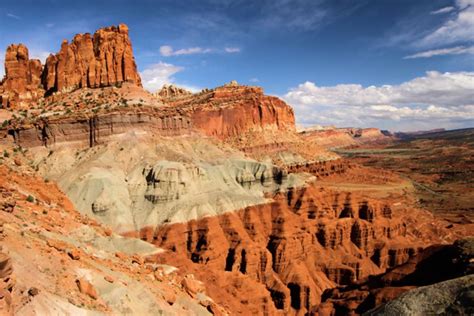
[1,0,473,131]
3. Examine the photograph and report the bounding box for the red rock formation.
[132,185,451,315]
[155,84,192,99]
[0,44,44,109]
[5,82,296,147]
[0,24,141,109]
[7,108,193,147]
[43,24,141,93]
[162,82,295,139]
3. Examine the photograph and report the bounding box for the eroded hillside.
[0,24,472,316]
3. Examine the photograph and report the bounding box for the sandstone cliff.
[0,24,142,109]
[140,184,460,315]
[42,24,141,93]
[163,81,296,139]
[4,81,297,147]
[0,44,44,109]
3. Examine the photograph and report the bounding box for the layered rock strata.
[4,83,297,148]
[7,109,193,147]
[162,82,295,139]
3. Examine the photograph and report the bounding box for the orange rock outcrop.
[42,24,141,93]
[5,82,296,147]
[0,44,44,109]
[0,24,142,109]
[131,184,459,315]
[163,82,296,139]
[155,84,192,100]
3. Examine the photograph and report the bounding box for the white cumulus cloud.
[282,71,474,131]
[140,62,184,92]
[139,62,201,93]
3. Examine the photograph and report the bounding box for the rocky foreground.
[0,24,472,315]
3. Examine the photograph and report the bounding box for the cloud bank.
[283,71,474,131]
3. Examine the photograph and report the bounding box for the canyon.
[0,24,472,315]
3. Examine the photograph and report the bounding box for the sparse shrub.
[26,195,35,203]
[1,120,8,128]
[3,150,9,158]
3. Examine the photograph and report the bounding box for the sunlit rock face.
[42,24,142,93]
[0,24,142,109]
[0,44,44,109]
